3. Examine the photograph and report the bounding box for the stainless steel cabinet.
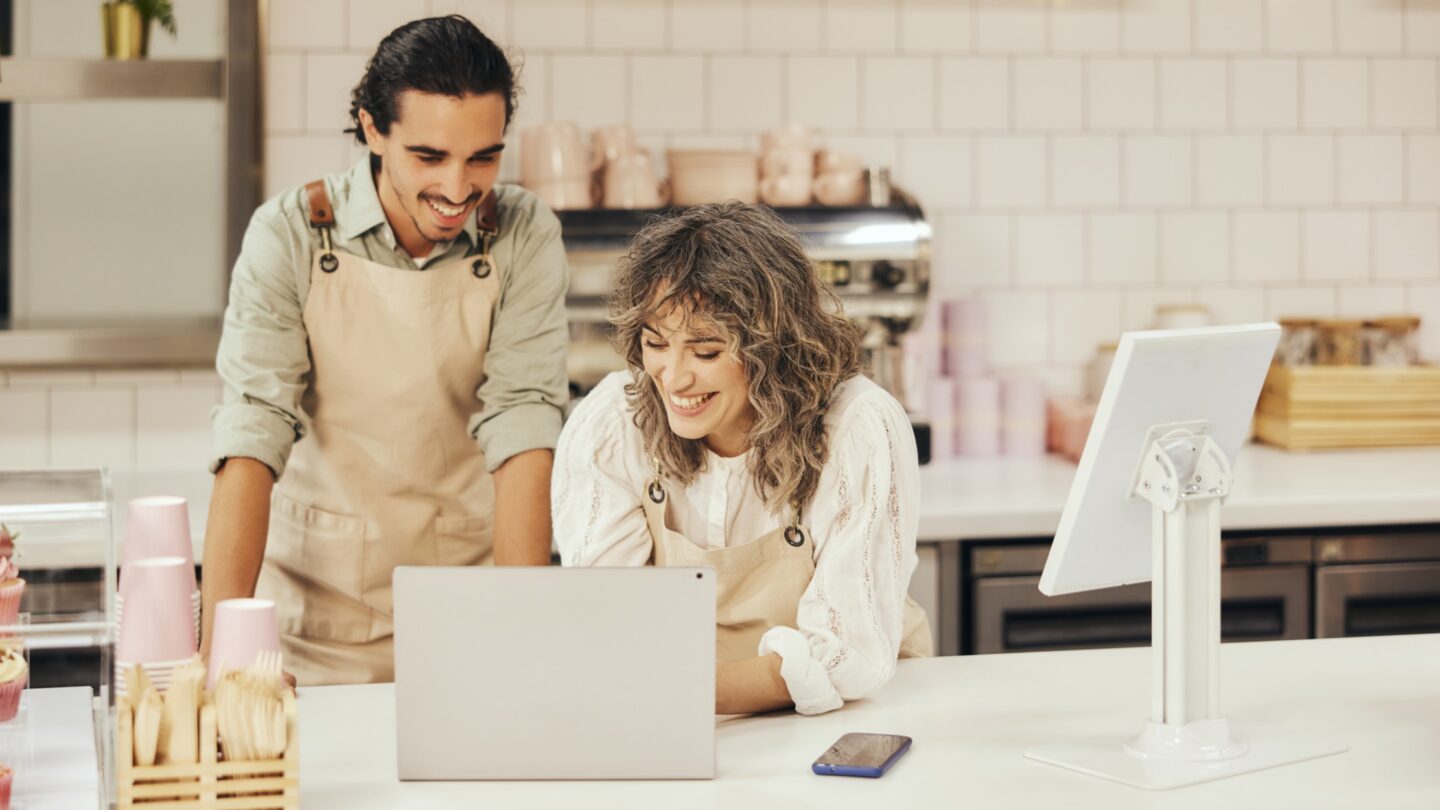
[969,537,1311,654]
[1314,533,1440,638]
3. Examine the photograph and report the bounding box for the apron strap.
[305,180,336,227]
[471,190,500,280]
[306,179,339,271]
[476,190,498,234]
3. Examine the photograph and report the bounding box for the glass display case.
[0,468,115,806]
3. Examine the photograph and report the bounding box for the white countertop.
[293,633,1440,809]
[918,443,1440,540]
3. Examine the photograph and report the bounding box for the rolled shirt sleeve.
[468,191,570,471]
[209,205,311,477]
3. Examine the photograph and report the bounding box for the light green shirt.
[211,158,570,478]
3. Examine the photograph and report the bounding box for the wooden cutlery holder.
[116,691,299,809]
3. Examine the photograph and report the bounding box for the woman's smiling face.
[640,304,754,458]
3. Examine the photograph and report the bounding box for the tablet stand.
[1026,422,1347,789]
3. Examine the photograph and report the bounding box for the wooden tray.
[1255,364,1440,450]
[116,691,298,809]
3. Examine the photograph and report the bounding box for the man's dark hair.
[346,15,518,146]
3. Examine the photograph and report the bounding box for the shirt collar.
[339,157,480,250]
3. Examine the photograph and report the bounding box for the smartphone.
[811,733,912,778]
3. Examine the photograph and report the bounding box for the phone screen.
[815,733,911,769]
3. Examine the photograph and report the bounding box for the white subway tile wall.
[0,370,222,476]
[11,0,1439,475]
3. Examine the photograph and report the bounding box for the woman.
[553,202,931,717]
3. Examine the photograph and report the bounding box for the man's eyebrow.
[403,143,506,159]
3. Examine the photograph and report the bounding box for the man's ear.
[358,108,384,156]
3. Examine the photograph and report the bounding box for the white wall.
[264,0,1440,396]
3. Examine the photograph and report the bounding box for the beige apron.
[642,465,933,666]
[254,181,502,686]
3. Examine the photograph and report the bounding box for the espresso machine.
[557,189,932,407]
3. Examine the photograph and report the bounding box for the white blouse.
[552,371,922,715]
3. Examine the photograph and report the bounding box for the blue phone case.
[811,735,912,778]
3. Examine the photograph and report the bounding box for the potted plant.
[102,0,177,60]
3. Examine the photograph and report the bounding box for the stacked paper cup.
[943,298,989,380]
[956,377,1001,456]
[927,379,958,461]
[206,598,281,690]
[1000,375,1048,456]
[115,556,196,696]
[942,298,1001,458]
[115,497,201,693]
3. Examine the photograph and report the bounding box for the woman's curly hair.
[609,202,864,517]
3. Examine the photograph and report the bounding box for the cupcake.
[0,647,26,723]
[0,763,12,810]
[0,526,21,627]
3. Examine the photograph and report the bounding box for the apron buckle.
[783,526,806,547]
[472,229,497,279]
[319,227,339,273]
[647,481,666,504]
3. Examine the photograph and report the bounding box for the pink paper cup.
[123,497,196,574]
[206,598,281,690]
[117,557,198,664]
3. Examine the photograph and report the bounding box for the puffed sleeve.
[552,374,654,567]
[758,385,921,715]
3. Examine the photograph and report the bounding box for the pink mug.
[603,150,665,209]
[814,170,865,206]
[815,149,863,175]
[529,177,596,211]
[761,124,814,155]
[761,146,815,180]
[520,122,590,186]
[760,173,813,207]
[591,123,639,173]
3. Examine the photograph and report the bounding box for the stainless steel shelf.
[0,58,224,101]
[0,320,221,367]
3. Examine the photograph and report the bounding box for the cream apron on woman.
[254,181,502,686]
[641,468,933,666]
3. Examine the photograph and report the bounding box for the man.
[200,16,566,685]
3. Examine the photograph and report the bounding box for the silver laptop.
[393,566,716,780]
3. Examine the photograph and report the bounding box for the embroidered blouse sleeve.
[552,376,654,567]
[758,387,922,714]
